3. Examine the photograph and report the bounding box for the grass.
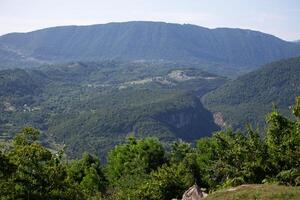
[205,184,300,200]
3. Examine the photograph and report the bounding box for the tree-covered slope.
[0,61,226,159]
[2,98,300,199]
[203,56,300,129]
[0,46,46,69]
[0,69,43,96]
[1,21,300,72]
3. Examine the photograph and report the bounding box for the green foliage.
[106,138,203,199]
[196,97,300,189]
[137,163,194,200]
[293,96,300,119]
[105,137,166,199]
[106,137,165,185]
[196,130,266,189]
[104,97,300,197]
[67,153,107,197]
[0,61,223,159]
[1,95,299,199]
[169,140,192,163]
[276,169,300,186]
[203,56,300,130]
[0,127,106,199]
[264,99,300,184]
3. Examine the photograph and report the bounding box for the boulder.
[182,185,208,200]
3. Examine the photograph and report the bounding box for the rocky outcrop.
[213,112,226,128]
[182,185,208,200]
[154,99,219,140]
[162,111,198,129]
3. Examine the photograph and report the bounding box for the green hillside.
[1,97,300,199]
[0,61,226,159]
[206,184,300,200]
[203,56,300,129]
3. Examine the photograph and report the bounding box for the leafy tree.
[196,128,267,189]
[265,97,300,185]
[1,127,84,199]
[106,137,166,199]
[137,163,194,200]
[241,126,266,183]
[0,149,16,198]
[106,137,165,185]
[169,140,192,163]
[170,140,202,186]
[67,153,107,198]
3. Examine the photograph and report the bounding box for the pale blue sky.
[0,0,299,41]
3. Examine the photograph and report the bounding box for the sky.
[0,0,299,41]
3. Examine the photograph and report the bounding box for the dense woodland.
[0,61,225,160]
[203,56,300,129]
[1,97,299,199]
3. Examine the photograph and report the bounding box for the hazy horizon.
[0,0,299,41]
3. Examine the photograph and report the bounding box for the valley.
[0,19,300,200]
[0,61,226,159]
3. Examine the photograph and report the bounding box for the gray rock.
[182,185,208,200]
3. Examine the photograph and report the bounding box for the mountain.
[203,56,300,129]
[1,21,300,75]
[0,45,46,69]
[0,61,226,159]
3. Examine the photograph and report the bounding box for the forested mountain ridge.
[1,21,300,74]
[203,56,300,129]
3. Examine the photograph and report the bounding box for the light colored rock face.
[3,101,16,112]
[182,185,208,200]
[168,70,196,82]
[213,112,226,128]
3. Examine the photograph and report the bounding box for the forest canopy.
[1,97,300,199]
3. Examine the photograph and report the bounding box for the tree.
[137,163,194,200]
[2,127,83,199]
[265,97,300,185]
[106,137,165,185]
[67,153,107,198]
[170,140,202,186]
[106,137,166,199]
[266,106,298,175]
[0,149,16,198]
[196,128,267,189]
[169,140,192,163]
